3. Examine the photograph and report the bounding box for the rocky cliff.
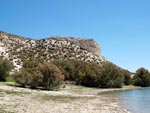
[50,37,101,56]
[0,31,105,71]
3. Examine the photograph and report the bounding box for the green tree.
[123,71,132,85]
[53,60,126,88]
[133,68,150,87]
[39,63,64,90]
[0,59,12,81]
[53,60,76,81]
[12,69,30,87]
[75,62,99,87]
[98,62,124,88]
[29,70,43,89]
[13,60,64,90]
[13,59,42,88]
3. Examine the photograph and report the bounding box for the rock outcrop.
[0,31,105,71]
[50,37,101,56]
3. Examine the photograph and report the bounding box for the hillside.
[0,31,105,71]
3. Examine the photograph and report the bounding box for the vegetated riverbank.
[0,82,139,113]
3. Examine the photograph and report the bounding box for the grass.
[62,84,86,93]
[33,84,97,102]
[34,94,82,102]
[5,82,16,86]
[62,84,99,94]
[0,89,30,95]
[0,82,30,95]
[5,76,15,82]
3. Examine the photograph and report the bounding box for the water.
[104,88,150,113]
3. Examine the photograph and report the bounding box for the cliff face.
[0,31,105,71]
[50,37,101,56]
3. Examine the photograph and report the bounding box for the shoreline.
[98,85,141,94]
[98,85,141,113]
[0,82,140,113]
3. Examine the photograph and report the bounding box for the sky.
[0,0,150,72]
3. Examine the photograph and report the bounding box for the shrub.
[53,60,76,81]
[122,70,132,85]
[5,75,15,82]
[39,63,64,90]
[133,68,150,87]
[13,60,64,90]
[53,60,98,86]
[75,62,99,87]
[12,70,31,87]
[98,62,124,88]
[53,60,125,88]
[29,70,43,89]
[0,59,12,81]
[13,59,133,89]
[13,69,43,88]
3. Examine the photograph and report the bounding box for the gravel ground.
[0,83,131,113]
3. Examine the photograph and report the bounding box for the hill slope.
[0,31,105,71]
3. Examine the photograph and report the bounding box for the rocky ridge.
[0,31,105,71]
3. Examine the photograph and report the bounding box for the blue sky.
[0,0,150,72]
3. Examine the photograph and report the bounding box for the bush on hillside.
[12,60,42,88]
[53,60,99,86]
[133,68,150,87]
[13,60,64,90]
[12,70,30,87]
[54,60,125,88]
[53,60,76,81]
[38,63,64,90]
[74,62,100,87]
[13,59,133,89]
[0,59,12,81]
[98,62,124,88]
[122,70,132,85]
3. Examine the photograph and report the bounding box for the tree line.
[0,58,150,90]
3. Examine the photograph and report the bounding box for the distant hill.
[0,31,105,71]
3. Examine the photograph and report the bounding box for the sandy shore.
[0,82,138,113]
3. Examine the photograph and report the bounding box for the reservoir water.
[104,88,150,113]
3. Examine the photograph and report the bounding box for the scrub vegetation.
[0,58,149,89]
